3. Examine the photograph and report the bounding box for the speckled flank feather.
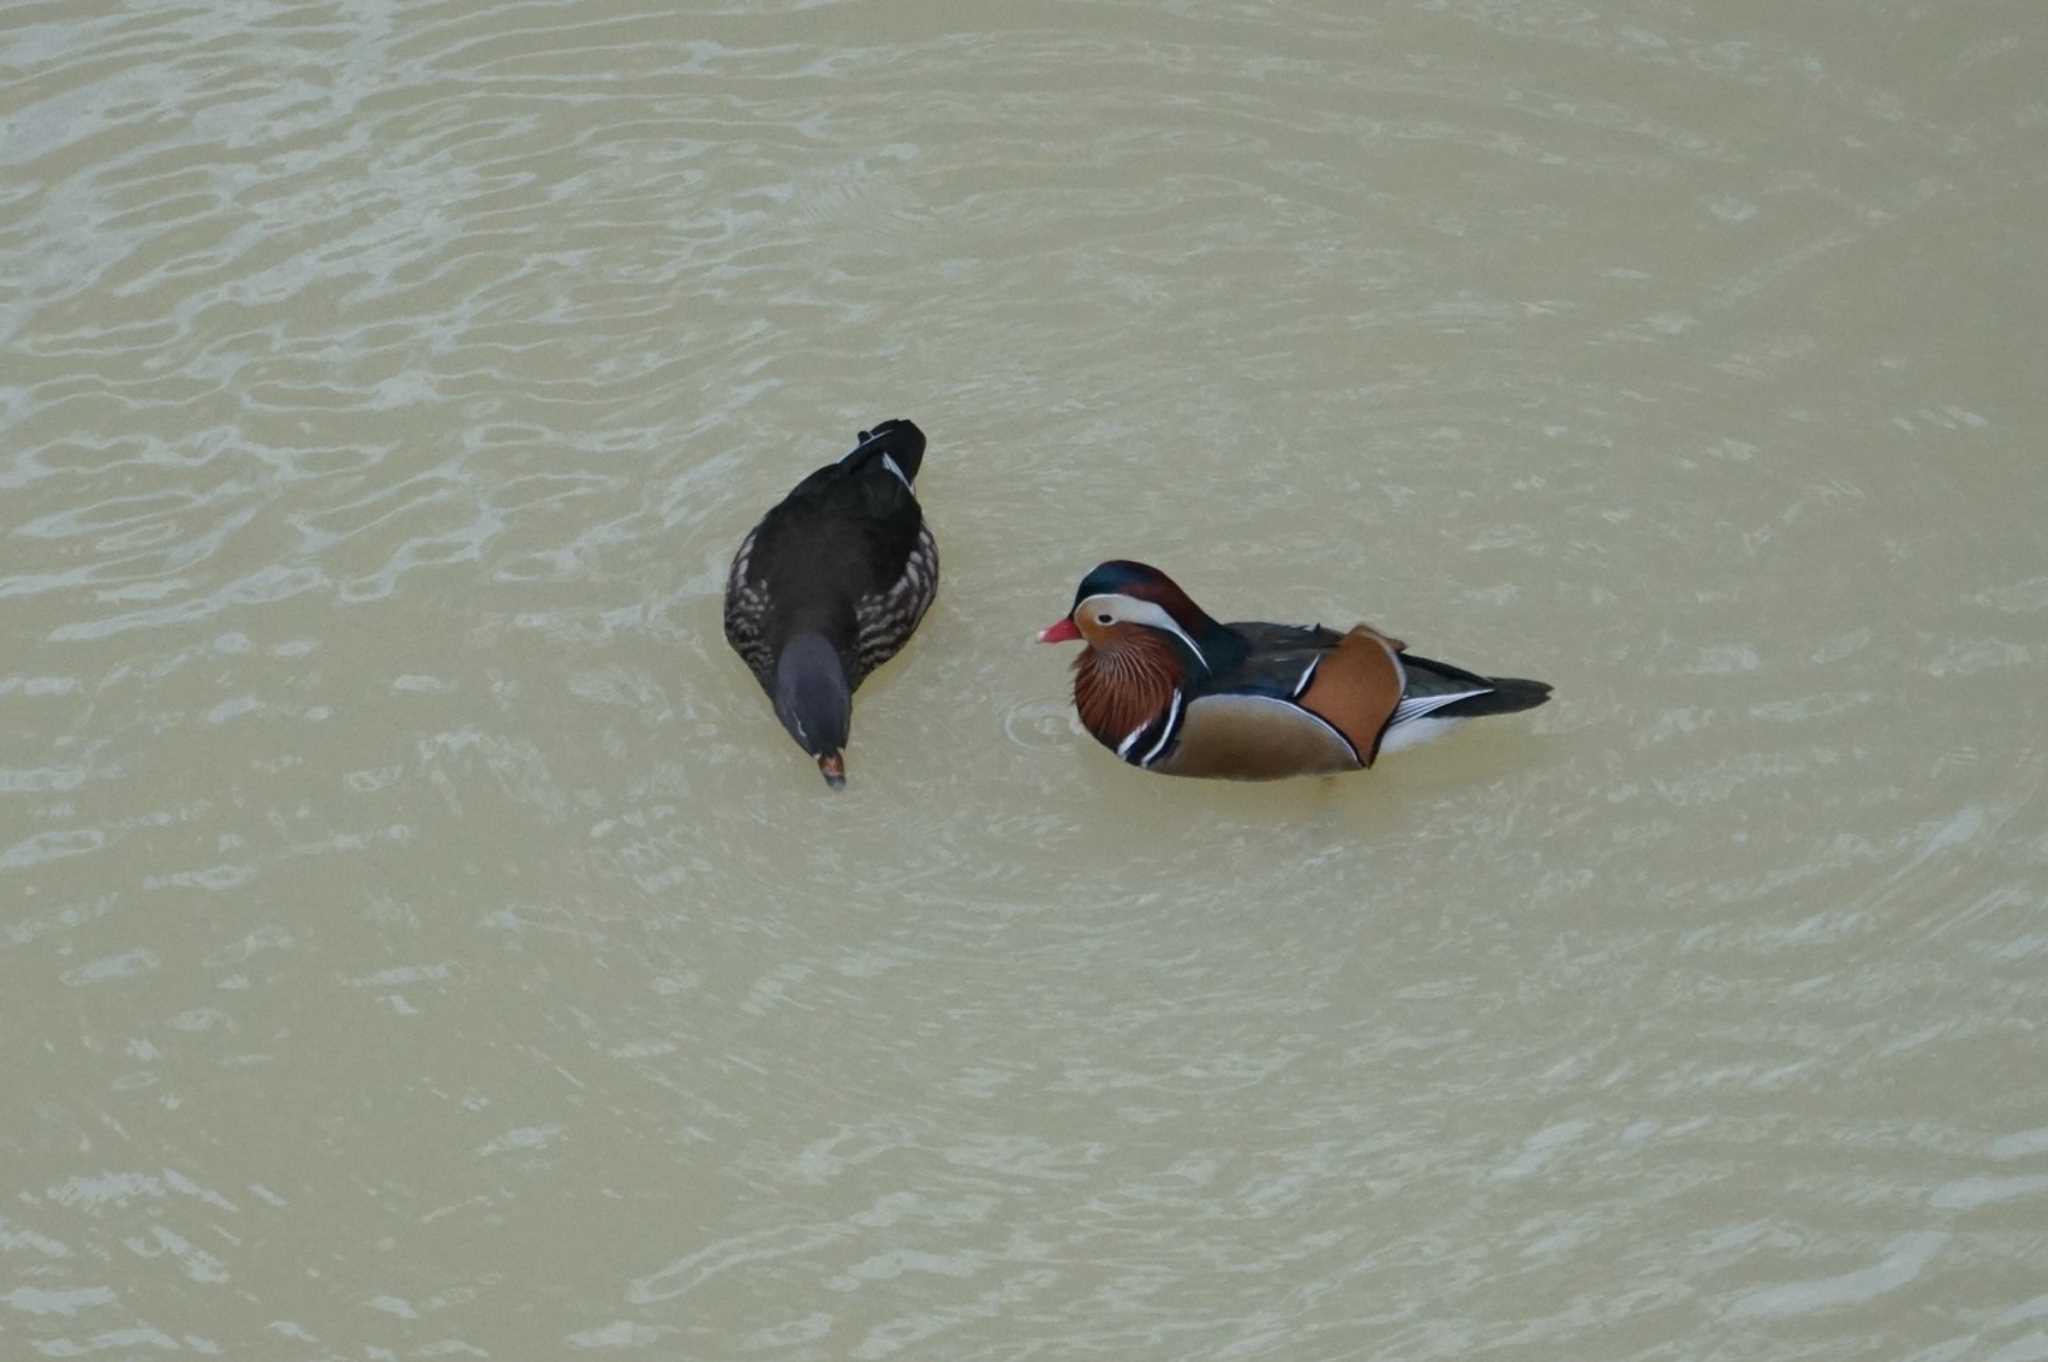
[722,525,774,679]
[851,522,938,687]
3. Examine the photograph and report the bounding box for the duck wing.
[1135,622,1382,778]
[1203,622,1349,699]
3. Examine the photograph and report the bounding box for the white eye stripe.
[880,453,912,490]
[1077,594,1209,672]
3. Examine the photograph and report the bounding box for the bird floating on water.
[1038,560,1549,780]
[723,419,937,788]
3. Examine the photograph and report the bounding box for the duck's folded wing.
[1393,654,1551,720]
[1216,622,1417,764]
[1210,622,1348,698]
[1152,622,1404,776]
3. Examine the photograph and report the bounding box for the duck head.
[1037,561,1222,658]
[772,632,852,788]
[1038,561,1231,752]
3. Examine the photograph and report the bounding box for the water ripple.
[3,1,2044,1359]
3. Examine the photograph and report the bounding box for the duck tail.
[1438,674,1552,717]
[842,418,926,483]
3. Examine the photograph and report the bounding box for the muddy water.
[4,2,2045,1357]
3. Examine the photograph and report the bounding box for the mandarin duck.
[1038,560,1549,779]
[723,419,937,787]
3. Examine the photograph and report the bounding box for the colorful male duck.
[723,419,937,788]
[1038,560,1549,779]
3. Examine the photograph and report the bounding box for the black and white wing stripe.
[1115,685,1189,768]
[1377,657,1493,756]
[1388,687,1489,727]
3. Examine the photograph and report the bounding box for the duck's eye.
[1095,613,1113,625]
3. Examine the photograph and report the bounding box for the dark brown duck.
[723,420,937,788]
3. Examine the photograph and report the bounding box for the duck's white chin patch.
[1377,715,1467,755]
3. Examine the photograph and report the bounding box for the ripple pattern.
[4,1,2046,1359]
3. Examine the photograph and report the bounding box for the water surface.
[4,1,2046,1358]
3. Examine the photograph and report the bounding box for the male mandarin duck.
[1038,560,1550,780]
[723,419,937,788]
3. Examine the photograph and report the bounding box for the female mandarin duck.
[1038,560,1549,780]
[723,419,937,788]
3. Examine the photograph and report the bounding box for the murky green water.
[5,2,2045,1357]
